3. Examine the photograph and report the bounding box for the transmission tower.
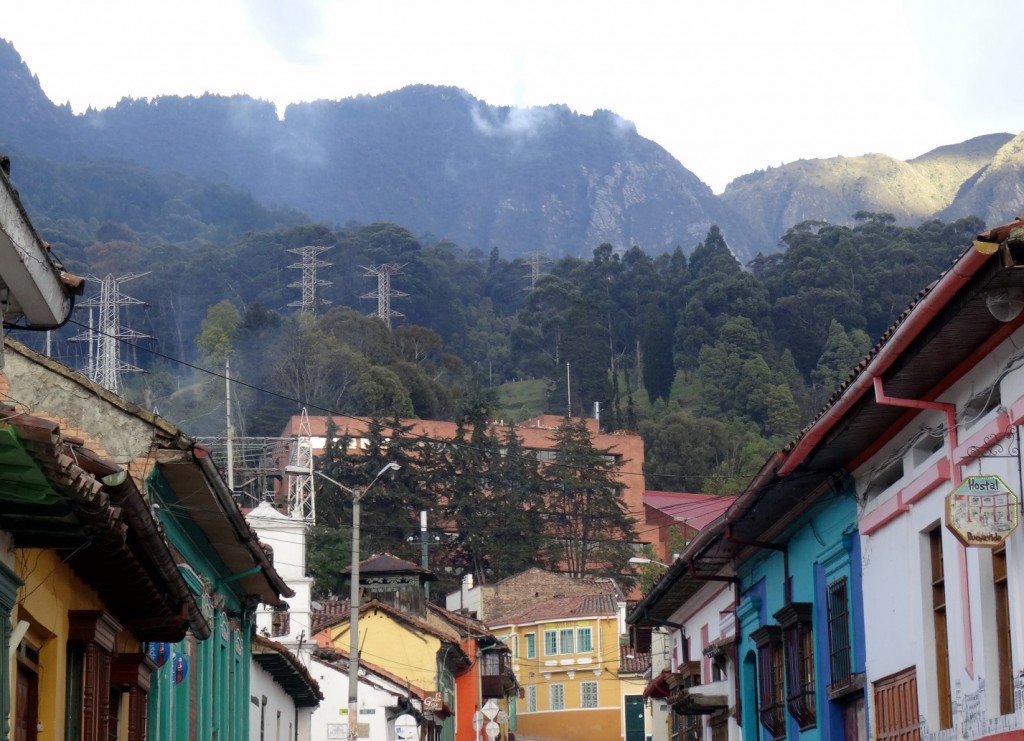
[523,251,550,290]
[361,263,408,329]
[69,273,151,394]
[288,408,316,522]
[287,245,333,315]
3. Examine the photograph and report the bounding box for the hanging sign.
[946,474,1019,547]
[173,653,189,684]
[145,642,171,668]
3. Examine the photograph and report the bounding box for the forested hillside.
[21,213,982,500]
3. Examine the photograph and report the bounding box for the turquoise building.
[146,448,294,740]
[734,479,867,741]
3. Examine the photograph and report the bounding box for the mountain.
[0,37,1021,265]
[718,133,1014,254]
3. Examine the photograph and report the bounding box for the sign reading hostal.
[946,475,1019,547]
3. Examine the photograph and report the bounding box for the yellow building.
[490,593,648,741]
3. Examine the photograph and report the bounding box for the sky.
[4,0,1022,193]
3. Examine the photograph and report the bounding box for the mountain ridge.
[0,37,1019,262]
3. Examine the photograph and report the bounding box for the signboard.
[423,693,444,712]
[946,475,1019,547]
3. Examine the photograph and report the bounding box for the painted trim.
[860,492,908,535]
[954,411,1011,465]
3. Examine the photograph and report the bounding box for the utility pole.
[361,263,408,329]
[70,273,151,394]
[287,245,333,315]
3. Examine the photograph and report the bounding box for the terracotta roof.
[0,403,208,641]
[643,491,735,531]
[490,593,618,626]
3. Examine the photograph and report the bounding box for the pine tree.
[542,417,637,578]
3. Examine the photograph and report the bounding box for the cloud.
[243,0,325,65]
[470,105,556,139]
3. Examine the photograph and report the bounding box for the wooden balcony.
[480,650,517,698]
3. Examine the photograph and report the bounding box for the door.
[625,694,646,741]
[14,661,38,741]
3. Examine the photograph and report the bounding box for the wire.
[61,317,760,484]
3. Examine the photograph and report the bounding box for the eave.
[0,407,208,641]
[0,159,79,327]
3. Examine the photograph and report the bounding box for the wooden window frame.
[775,602,816,730]
[750,625,786,740]
[67,610,123,741]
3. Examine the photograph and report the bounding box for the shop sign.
[946,474,1019,547]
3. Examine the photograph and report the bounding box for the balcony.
[667,661,729,716]
[480,650,517,698]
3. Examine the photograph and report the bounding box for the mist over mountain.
[0,37,1019,263]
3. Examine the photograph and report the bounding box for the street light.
[629,556,672,568]
[285,461,400,741]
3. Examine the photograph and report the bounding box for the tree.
[542,417,637,578]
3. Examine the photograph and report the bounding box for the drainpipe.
[778,244,991,478]
[872,376,973,677]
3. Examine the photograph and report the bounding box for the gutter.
[193,445,295,600]
[777,243,993,477]
[102,468,213,640]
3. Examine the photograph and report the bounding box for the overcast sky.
[5,0,1022,193]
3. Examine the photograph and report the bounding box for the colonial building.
[313,554,516,741]
[629,216,1024,741]
[2,339,294,740]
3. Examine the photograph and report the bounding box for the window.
[526,685,537,713]
[775,602,816,730]
[544,630,558,656]
[550,683,565,710]
[928,528,952,729]
[577,627,593,653]
[509,634,519,659]
[559,628,575,654]
[750,625,786,739]
[827,578,853,691]
[580,681,598,708]
[525,633,536,659]
[993,545,1013,715]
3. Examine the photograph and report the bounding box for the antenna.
[361,263,408,329]
[69,273,152,394]
[287,245,333,315]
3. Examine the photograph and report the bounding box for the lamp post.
[285,461,400,741]
[628,556,671,568]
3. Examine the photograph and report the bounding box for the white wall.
[856,325,1024,738]
[251,660,308,741]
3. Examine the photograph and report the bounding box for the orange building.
[278,413,647,526]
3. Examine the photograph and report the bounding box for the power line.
[61,317,761,484]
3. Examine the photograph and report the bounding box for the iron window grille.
[751,625,786,740]
[775,602,817,731]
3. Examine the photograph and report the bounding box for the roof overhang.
[155,447,292,605]
[0,163,76,327]
[0,408,208,641]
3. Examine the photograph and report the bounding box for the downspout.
[872,376,973,677]
[778,245,991,478]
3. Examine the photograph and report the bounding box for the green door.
[625,694,646,741]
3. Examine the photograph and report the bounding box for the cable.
[59,316,761,484]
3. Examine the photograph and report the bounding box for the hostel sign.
[946,475,1019,547]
